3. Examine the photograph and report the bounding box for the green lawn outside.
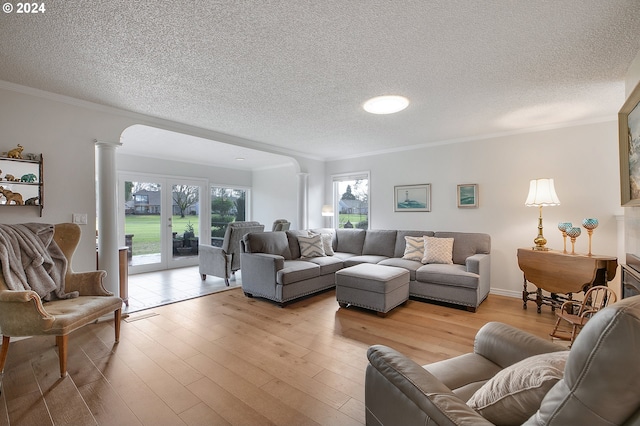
[125,214,200,255]
[338,213,368,228]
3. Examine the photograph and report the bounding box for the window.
[210,186,249,245]
[332,172,369,229]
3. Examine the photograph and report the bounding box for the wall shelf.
[0,154,44,216]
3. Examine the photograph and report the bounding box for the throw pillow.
[467,351,570,426]
[422,236,454,264]
[320,233,335,256]
[298,233,326,258]
[402,236,424,261]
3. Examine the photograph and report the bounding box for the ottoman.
[335,263,410,317]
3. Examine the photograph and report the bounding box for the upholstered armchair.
[272,219,291,231]
[199,221,264,285]
[0,223,122,380]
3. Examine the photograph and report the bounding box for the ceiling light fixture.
[235,157,245,161]
[363,95,409,114]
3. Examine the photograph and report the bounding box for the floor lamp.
[322,204,334,227]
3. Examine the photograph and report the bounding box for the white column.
[95,140,121,295]
[297,173,309,230]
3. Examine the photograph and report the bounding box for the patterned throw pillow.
[298,233,326,258]
[422,236,454,264]
[402,236,425,261]
[467,351,569,425]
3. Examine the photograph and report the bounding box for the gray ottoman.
[335,263,410,317]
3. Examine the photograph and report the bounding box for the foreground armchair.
[199,221,264,285]
[366,295,640,425]
[0,223,122,380]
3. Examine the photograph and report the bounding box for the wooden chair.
[0,223,122,382]
[549,285,617,346]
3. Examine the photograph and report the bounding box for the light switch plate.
[72,213,88,225]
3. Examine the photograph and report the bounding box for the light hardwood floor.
[0,287,561,426]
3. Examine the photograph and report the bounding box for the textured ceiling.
[2,1,640,166]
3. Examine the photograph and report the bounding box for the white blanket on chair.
[0,223,78,301]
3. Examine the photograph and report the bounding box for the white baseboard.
[489,288,521,298]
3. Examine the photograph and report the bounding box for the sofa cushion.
[335,229,366,255]
[425,352,503,402]
[416,264,479,289]
[243,232,292,259]
[394,230,434,258]
[402,236,425,261]
[422,236,454,264]
[298,234,326,258]
[434,232,491,265]
[305,256,344,275]
[276,260,320,285]
[332,252,358,261]
[378,258,423,281]
[344,255,390,267]
[467,351,569,425]
[362,230,397,257]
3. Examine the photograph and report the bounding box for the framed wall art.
[620,81,640,206]
[457,184,478,208]
[394,184,431,212]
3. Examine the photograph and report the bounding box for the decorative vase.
[558,222,572,253]
[565,227,581,255]
[582,218,598,256]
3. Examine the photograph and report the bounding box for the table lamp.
[525,178,560,251]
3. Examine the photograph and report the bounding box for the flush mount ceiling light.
[363,95,409,114]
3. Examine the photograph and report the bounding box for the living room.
[1,2,640,425]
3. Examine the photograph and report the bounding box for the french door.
[118,173,206,274]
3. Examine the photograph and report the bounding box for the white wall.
[325,120,621,296]
[117,153,253,187]
[0,87,138,269]
[252,164,299,229]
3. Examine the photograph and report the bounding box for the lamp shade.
[525,178,560,207]
[321,204,334,216]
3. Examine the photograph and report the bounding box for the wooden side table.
[517,248,617,313]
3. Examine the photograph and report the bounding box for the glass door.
[119,174,206,274]
[121,176,165,274]
[168,180,203,269]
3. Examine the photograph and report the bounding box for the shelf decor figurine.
[565,226,582,255]
[0,186,24,205]
[558,222,572,253]
[582,218,599,256]
[7,144,24,159]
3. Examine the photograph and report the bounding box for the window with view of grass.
[210,186,249,246]
[332,172,369,229]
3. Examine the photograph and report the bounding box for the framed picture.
[620,81,640,206]
[457,184,478,208]
[394,184,431,212]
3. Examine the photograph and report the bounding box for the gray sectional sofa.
[240,228,491,311]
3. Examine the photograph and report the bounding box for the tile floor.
[124,265,242,313]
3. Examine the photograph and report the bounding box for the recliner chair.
[199,221,264,285]
[365,295,640,425]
